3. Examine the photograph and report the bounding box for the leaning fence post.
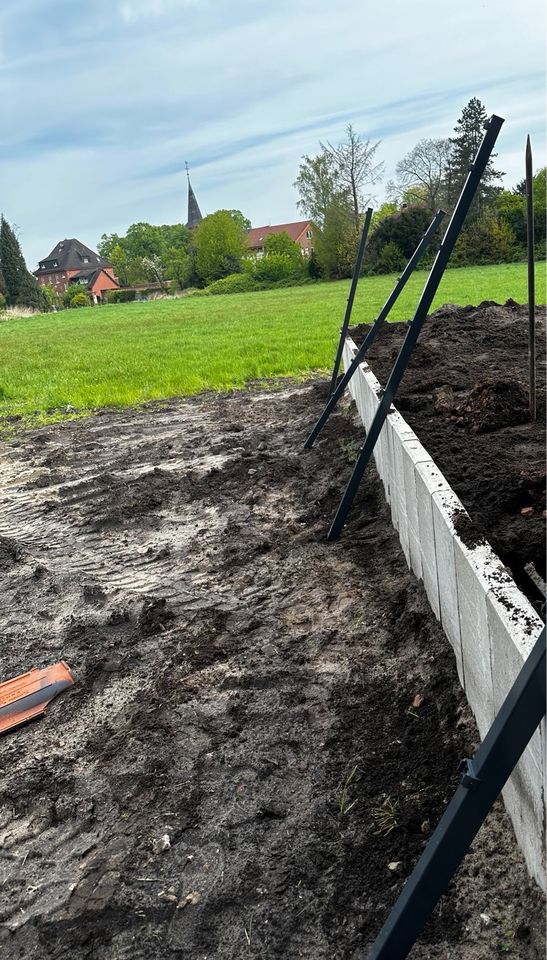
[328,207,373,397]
[327,114,504,541]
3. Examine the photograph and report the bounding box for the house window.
[306,229,312,239]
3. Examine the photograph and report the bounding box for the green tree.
[0,216,27,305]
[0,216,49,310]
[123,222,165,260]
[294,152,347,230]
[365,206,432,272]
[495,167,546,248]
[313,200,358,279]
[165,247,193,289]
[370,201,398,232]
[109,243,131,286]
[227,210,251,231]
[453,215,518,265]
[193,210,247,283]
[142,255,168,292]
[97,232,123,260]
[307,249,322,279]
[263,231,305,274]
[450,98,504,216]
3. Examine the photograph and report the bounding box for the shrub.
[69,291,90,308]
[263,232,306,275]
[63,285,89,307]
[366,205,432,271]
[42,284,60,309]
[0,292,5,310]
[375,241,406,274]
[252,253,297,283]
[453,217,519,266]
[207,273,255,295]
[106,288,137,303]
[307,250,322,279]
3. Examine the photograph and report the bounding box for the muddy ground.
[350,300,546,610]
[0,380,544,959]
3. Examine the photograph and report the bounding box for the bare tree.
[391,138,452,212]
[321,124,384,232]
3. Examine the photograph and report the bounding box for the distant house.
[246,220,313,257]
[34,239,119,303]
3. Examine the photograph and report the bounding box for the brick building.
[34,239,119,303]
[246,220,313,257]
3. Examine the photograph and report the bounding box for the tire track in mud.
[0,382,544,960]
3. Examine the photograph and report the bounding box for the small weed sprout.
[338,438,361,464]
[498,916,515,953]
[372,796,400,836]
[337,765,359,815]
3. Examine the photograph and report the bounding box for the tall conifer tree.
[450,98,504,216]
[0,216,48,310]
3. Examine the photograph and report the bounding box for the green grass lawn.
[0,260,544,424]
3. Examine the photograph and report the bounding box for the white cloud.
[0,0,545,268]
[119,0,205,21]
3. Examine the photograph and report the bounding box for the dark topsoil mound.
[350,300,546,606]
[0,380,544,959]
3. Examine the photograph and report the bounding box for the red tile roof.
[246,220,311,248]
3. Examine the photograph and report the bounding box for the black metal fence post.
[304,210,445,449]
[366,626,545,960]
[526,135,536,422]
[328,207,373,397]
[328,114,504,541]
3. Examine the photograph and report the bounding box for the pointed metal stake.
[526,135,536,422]
[328,114,504,541]
[328,207,373,398]
[304,209,445,449]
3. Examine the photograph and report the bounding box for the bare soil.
[0,380,544,959]
[350,300,546,611]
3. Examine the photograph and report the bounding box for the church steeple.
[185,162,203,229]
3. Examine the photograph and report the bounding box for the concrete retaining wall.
[342,337,546,890]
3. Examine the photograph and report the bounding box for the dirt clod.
[351,300,546,605]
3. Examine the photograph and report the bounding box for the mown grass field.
[0,260,544,424]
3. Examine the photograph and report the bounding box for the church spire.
[185,162,203,229]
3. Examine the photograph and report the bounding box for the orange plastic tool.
[0,662,75,735]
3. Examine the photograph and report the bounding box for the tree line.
[1,96,544,313]
[100,96,545,296]
[294,97,546,278]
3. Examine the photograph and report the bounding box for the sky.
[0,0,545,270]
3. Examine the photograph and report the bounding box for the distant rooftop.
[35,238,111,273]
[247,220,312,248]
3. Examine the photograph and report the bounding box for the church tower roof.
[185,163,203,229]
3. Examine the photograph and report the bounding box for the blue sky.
[0,0,545,269]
